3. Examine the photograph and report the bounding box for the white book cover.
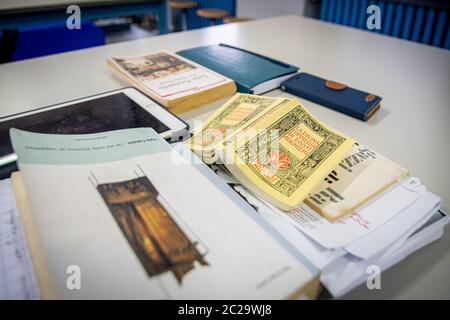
[10,128,317,299]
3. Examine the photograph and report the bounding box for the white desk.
[0,15,449,299]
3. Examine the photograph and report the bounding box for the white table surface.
[0,15,448,299]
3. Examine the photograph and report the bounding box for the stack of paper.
[211,163,448,297]
[187,92,448,297]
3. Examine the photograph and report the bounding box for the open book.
[187,93,355,211]
[107,51,236,113]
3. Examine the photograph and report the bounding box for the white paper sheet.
[378,209,448,261]
[234,185,345,269]
[273,177,426,249]
[213,166,448,297]
[344,191,442,259]
[320,207,447,297]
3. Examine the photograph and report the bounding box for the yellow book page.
[223,99,355,211]
[187,93,287,158]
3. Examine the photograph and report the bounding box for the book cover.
[177,44,298,94]
[10,127,317,299]
[188,93,355,211]
[107,51,236,112]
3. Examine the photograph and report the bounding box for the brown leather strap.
[325,80,347,90]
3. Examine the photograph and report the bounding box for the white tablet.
[0,88,190,167]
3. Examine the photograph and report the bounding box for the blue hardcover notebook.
[177,44,298,94]
[281,73,382,121]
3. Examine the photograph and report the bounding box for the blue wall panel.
[319,0,449,50]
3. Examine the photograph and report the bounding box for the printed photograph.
[96,175,208,284]
[114,53,195,80]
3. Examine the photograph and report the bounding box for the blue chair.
[177,0,236,30]
[1,21,105,62]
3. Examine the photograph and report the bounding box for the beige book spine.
[168,81,237,114]
[11,172,58,299]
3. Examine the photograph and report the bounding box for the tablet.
[0,88,190,168]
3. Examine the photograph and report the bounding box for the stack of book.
[107,44,300,114]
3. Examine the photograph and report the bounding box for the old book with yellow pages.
[188,93,355,211]
[306,143,409,222]
[107,51,236,113]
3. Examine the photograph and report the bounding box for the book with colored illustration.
[107,51,237,112]
[9,127,320,299]
[187,93,355,211]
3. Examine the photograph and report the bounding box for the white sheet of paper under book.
[0,179,39,300]
[270,177,428,249]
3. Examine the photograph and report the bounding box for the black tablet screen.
[0,93,170,157]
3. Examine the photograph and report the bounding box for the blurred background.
[0,0,448,64]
